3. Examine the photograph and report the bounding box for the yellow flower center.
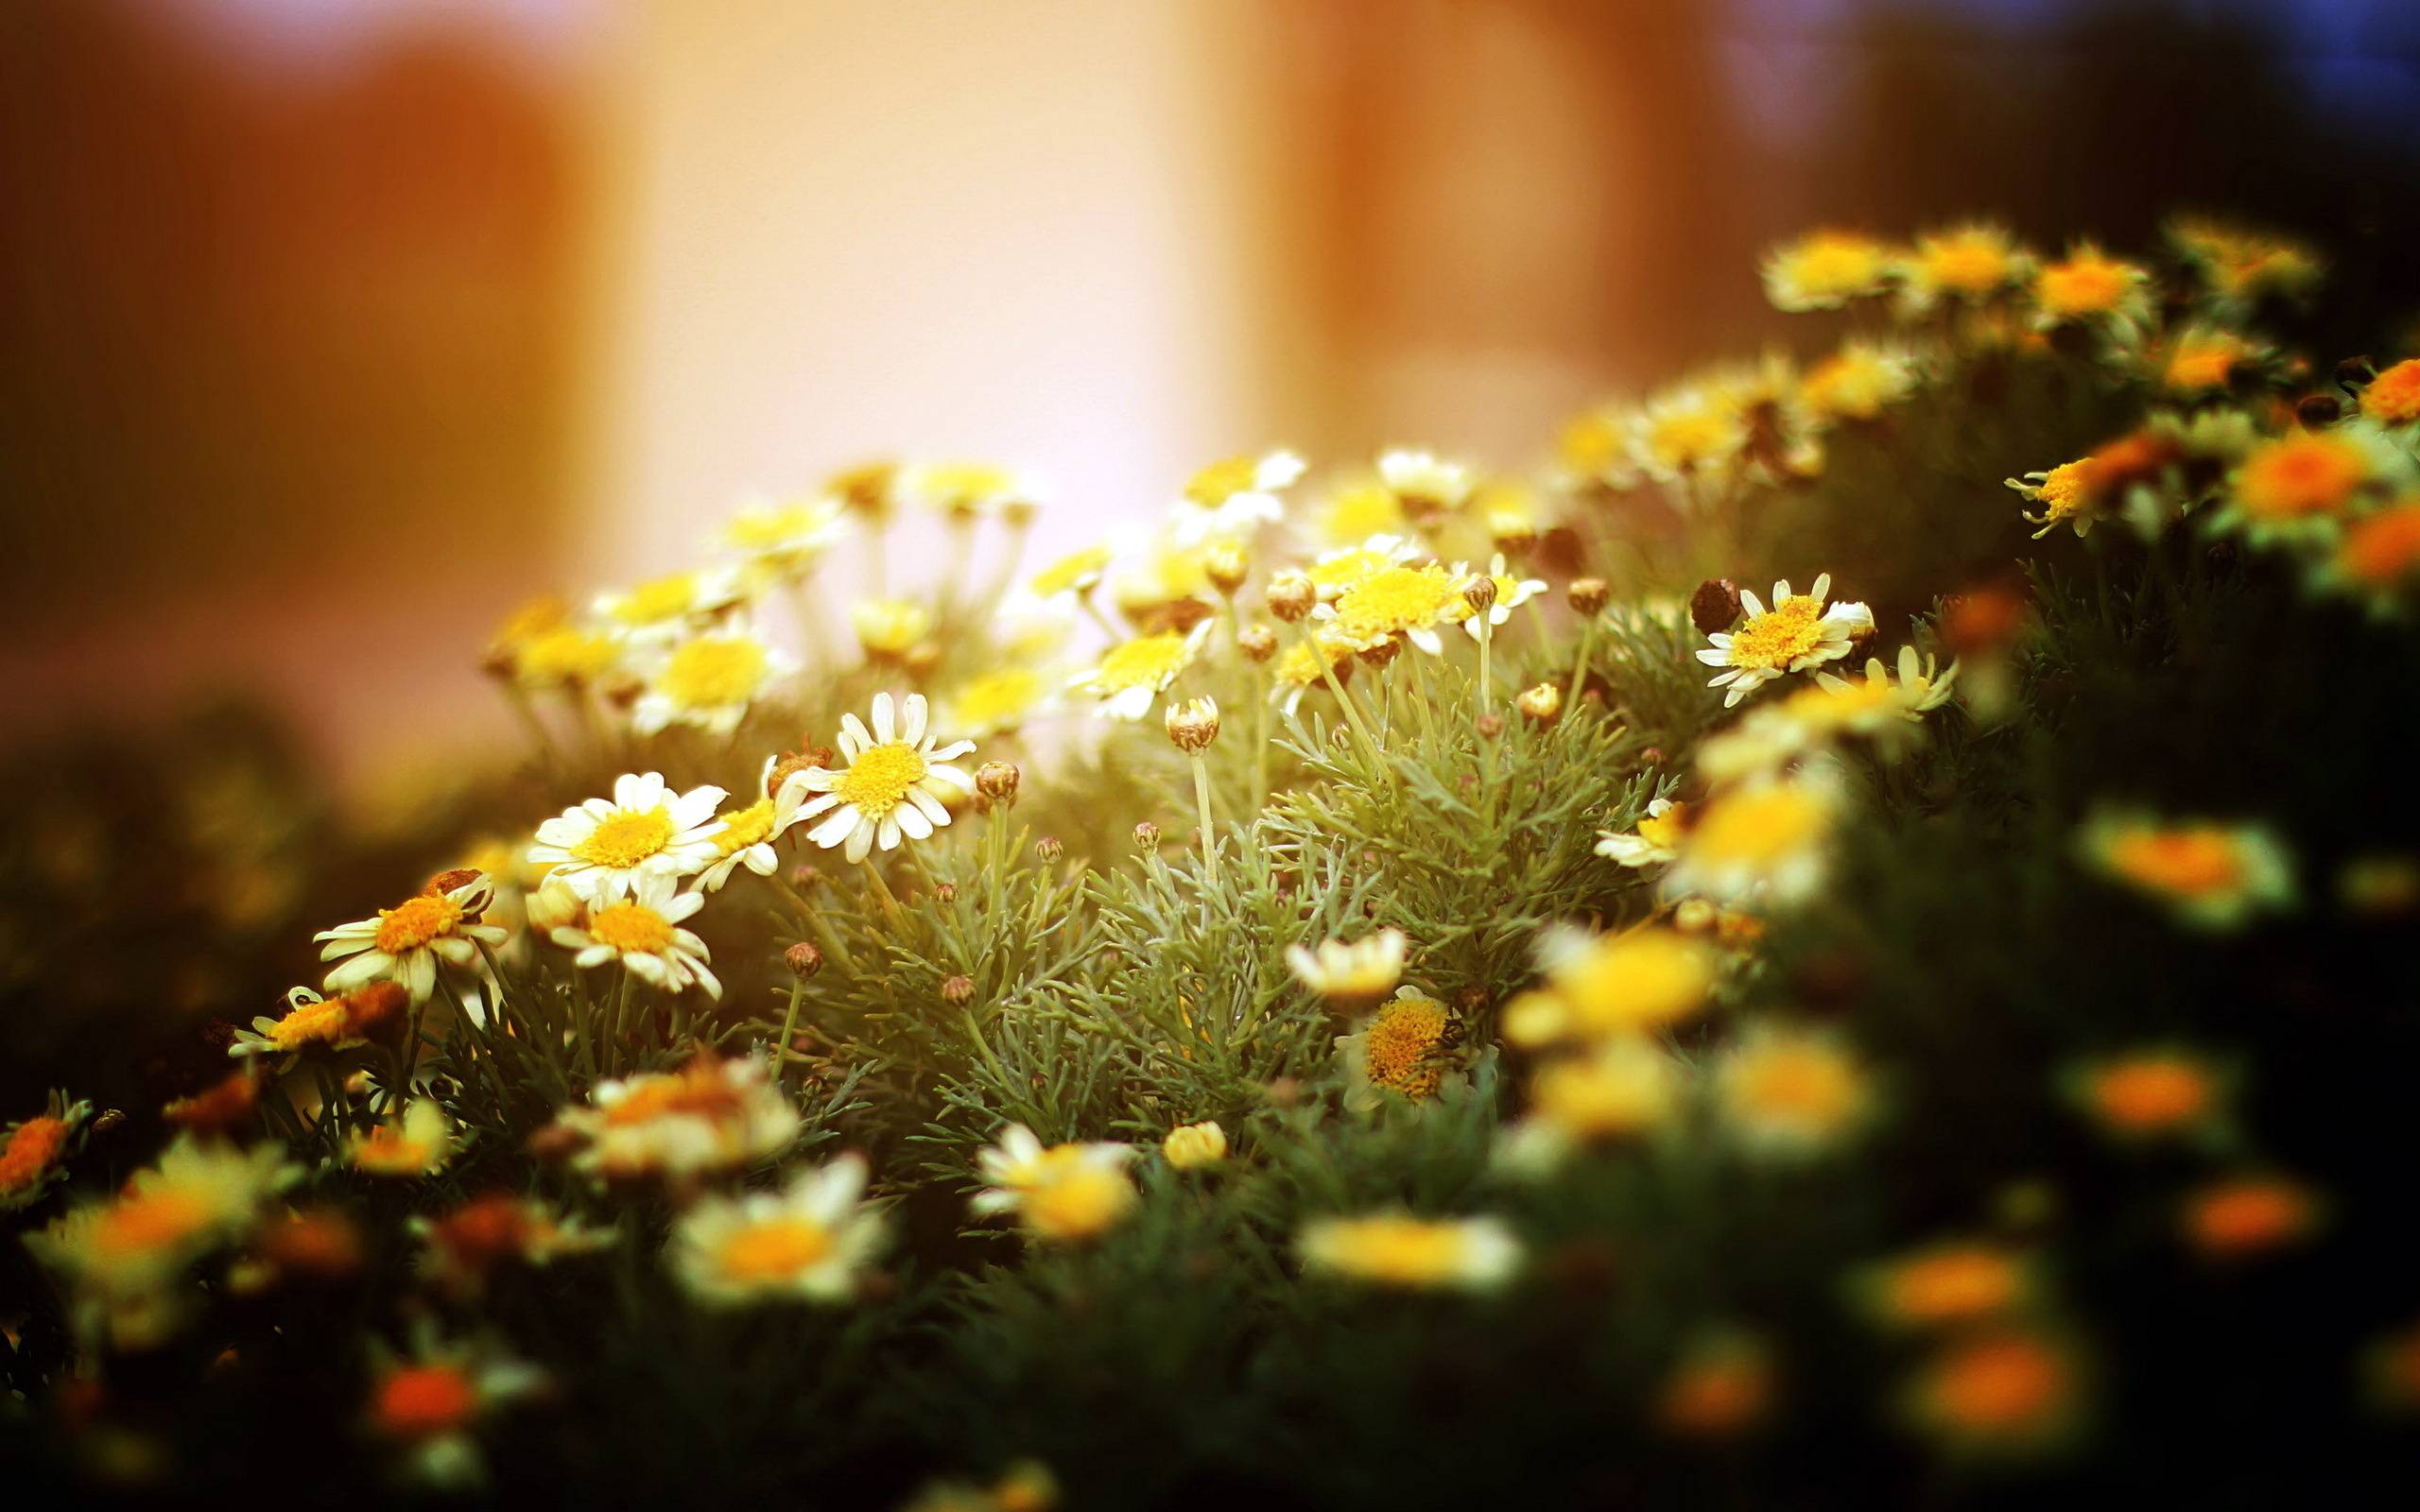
[1722,594,1829,671]
[1091,632,1194,694]
[1030,547,1111,596]
[2036,253,2131,316]
[952,668,1044,730]
[2341,504,2420,584]
[834,742,927,818]
[1731,1043,1860,1126]
[1319,1217,1469,1285]
[1884,1247,2021,1324]
[1553,930,1712,1035]
[2164,335,2246,392]
[270,998,355,1051]
[2364,359,2420,425]
[1360,995,1450,1100]
[1023,1166,1134,1241]
[2238,435,2369,520]
[2106,829,2243,898]
[714,799,775,856]
[95,1189,214,1257]
[516,627,618,686]
[658,639,771,710]
[1534,1053,1669,1137]
[1919,232,2013,295]
[1690,785,1829,867]
[613,573,698,626]
[716,1216,835,1281]
[853,599,931,655]
[1185,455,1261,506]
[354,1128,435,1177]
[2090,1058,2211,1130]
[1635,804,1688,850]
[374,894,462,955]
[1801,353,1891,420]
[1786,233,1888,297]
[1317,485,1408,544]
[1332,566,1461,642]
[1648,406,1739,471]
[588,902,675,954]
[574,808,676,870]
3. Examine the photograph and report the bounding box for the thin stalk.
[1288,623,1386,772]
[1566,612,1600,716]
[1190,755,1221,895]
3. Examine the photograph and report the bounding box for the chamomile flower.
[2167,215,2323,304]
[593,567,748,647]
[1662,764,1844,906]
[1340,987,1462,1110]
[1694,574,1873,706]
[2312,497,2420,610]
[1304,535,1420,599]
[1497,1038,1680,1172]
[1068,622,1212,721]
[2158,326,2258,397]
[527,771,727,904]
[1172,449,1305,543]
[230,982,409,1061]
[1448,553,1547,639]
[509,625,621,692]
[1108,542,1216,628]
[2360,357,2420,429]
[1286,927,1408,1008]
[1799,341,1919,426]
[2212,429,2393,543]
[697,759,816,891]
[348,1098,458,1179]
[631,624,797,738]
[2079,811,2294,930]
[1376,447,1474,518]
[1596,798,1689,868]
[971,1125,1137,1243]
[316,872,507,1004]
[551,1053,800,1180]
[670,1154,887,1305]
[2006,428,2182,540]
[1297,1212,1522,1291]
[365,1333,544,1488]
[2031,242,2152,331]
[899,460,1039,522]
[1268,631,1358,717]
[792,692,977,862]
[413,1194,609,1297]
[1501,924,1714,1047]
[1715,1022,1874,1158]
[2,1092,92,1212]
[549,871,720,999]
[1899,223,2031,311]
[853,597,934,661]
[717,494,849,578]
[1631,385,1750,483]
[1027,544,1114,601]
[1314,561,1472,655]
[943,664,1058,739]
[1311,481,1409,546]
[1787,647,1959,741]
[1761,228,1895,311]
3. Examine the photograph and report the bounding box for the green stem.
[1566,614,1600,717]
[1288,623,1387,773]
[1190,756,1221,895]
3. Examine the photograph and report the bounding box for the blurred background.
[5,0,2420,786]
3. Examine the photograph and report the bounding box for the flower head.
[697,758,817,891]
[1068,623,1211,721]
[1286,928,1408,1009]
[1596,797,1689,868]
[527,772,727,904]
[631,624,796,737]
[593,567,748,646]
[2080,811,2294,930]
[1297,1212,1521,1291]
[1376,448,1474,518]
[2068,1048,2229,1141]
[2,1092,93,1212]
[717,494,849,577]
[898,460,1039,522]
[231,982,411,1061]
[1906,1330,2082,1455]
[1498,1038,1680,1172]
[1662,764,1843,906]
[670,1154,887,1304]
[1340,987,1461,1109]
[1173,449,1305,543]
[549,1052,800,1181]
[1715,1022,1873,1158]
[348,1098,458,1179]
[1162,1121,1228,1170]
[1798,340,1918,426]
[1028,544,1114,600]
[1901,223,2031,310]
[1858,1241,2031,1331]
[2032,242,2152,328]
[366,1333,543,1487]
[2182,1173,2320,1260]
[549,871,720,999]
[970,1125,1137,1243]
[1695,574,1872,706]
[1502,925,1714,1048]
[317,871,508,1004]
[791,693,977,863]
[1315,561,1472,656]
[853,597,934,660]
[2216,430,2386,541]
[1763,228,1893,311]
[943,665,1058,739]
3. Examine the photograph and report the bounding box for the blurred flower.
[365,1333,544,1488]
[899,461,1039,522]
[900,1461,1060,1512]
[509,625,621,692]
[1695,574,1872,707]
[317,871,506,1004]
[1498,1038,1680,1173]
[2359,356,2420,429]
[549,872,719,999]
[1286,928,1408,1009]
[2066,1049,2230,1142]
[854,597,935,661]
[1715,1022,1873,1157]
[348,1099,458,1179]
[1173,449,1305,543]
[1857,1241,2032,1331]
[1311,481,1409,547]
[2158,326,2259,396]
[2167,215,2322,303]
[631,624,797,738]
[1502,925,1713,1048]
[527,772,728,905]
[1785,647,1959,741]
[1596,798,1688,868]
[2214,429,2389,541]
[1314,561,1472,656]
[1662,764,1843,906]
[1340,987,1461,1109]
[1,1091,92,1212]
[551,1053,799,1181]
[1761,228,1894,311]
[594,567,748,646]
[2313,499,2420,610]
[1376,448,1474,518]
[971,1125,1137,1243]
[717,494,850,578]
[2182,1174,2321,1260]
[698,760,818,891]
[2031,242,2152,330]
[1905,1329,2081,1455]
[1268,632,1358,717]
[2079,811,2294,930]
[793,693,977,863]
[1900,223,2031,310]
[1798,340,1918,426]
[1656,1333,1774,1438]
[1297,1212,1521,1291]
[1068,623,1211,721]
[1631,385,1750,484]
[1028,544,1113,601]
[671,1154,887,1305]
[413,1194,607,1296]
[1304,535,1420,600]
[1161,1121,1228,1170]
[231,982,409,1061]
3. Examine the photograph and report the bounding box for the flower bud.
[1204,541,1249,596]
[932,882,958,903]
[976,761,1022,804]
[2336,354,2377,392]
[1165,696,1220,753]
[1476,712,1504,739]
[1689,578,1742,635]
[422,867,482,900]
[1163,1121,1228,1170]
[1516,682,1564,726]
[2296,393,2342,428]
[1462,575,1499,616]
[1568,576,1610,616]
[1237,624,1278,662]
[1133,821,1161,850]
[1036,836,1064,863]
[941,974,976,1005]
[1357,638,1402,670]
[1267,573,1315,623]
[784,941,824,980]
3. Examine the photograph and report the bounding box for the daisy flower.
[412,1194,609,1297]
[2005,429,2182,540]
[1340,986,1462,1110]
[527,771,727,904]
[1784,647,1959,741]
[1555,405,1641,490]
[1447,553,1547,639]
[852,597,934,661]
[508,625,621,692]
[1376,447,1474,518]
[2166,215,2323,303]
[2,1091,93,1212]
[1662,764,1844,906]
[1304,535,1420,600]
[365,1332,544,1488]
[316,871,508,1004]
[348,1098,458,1179]
[943,664,1058,739]
[1067,622,1212,721]
[1631,385,1750,483]
[1297,1212,1522,1291]
[550,872,719,998]
[1715,1022,1874,1158]
[1596,798,1689,868]
[1504,1038,1681,1163]
[1312,481,1409,546]
[2031,242,2152,330]
[1161,1121,1228,1170]
[1899,222,2031,311]
[231,982,410,1061]
[593,567,748,646]
[971,1125,1138,1243]
[550,1053,800,1180]
[1286,927,1408,1009]
[1172,449,1305,543]
[1501,924,1713,1047]
[1268,631,1358,717]
[1760,228,1894,311]
[1798,341,1918,427]
[1109,542,1215,627]
[792,692,977,862]
[717,494,850,578]
[1027,544,1114,601]
[2211,429,2394,543]
[697,758,817,891]
[669,1154,887,1305]
[631,624,798,738]
[2359,356,2420,429]
[2158,326,2259,397]
[1695,574,1873,707]
[1314,561,1472,655]
[898,460,1039,522]
[2311,497,2420,610]
[2078,811,2294,930]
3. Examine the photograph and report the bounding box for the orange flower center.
[716,1217,836,1282]
[2090,1058,2211,1130]
[1930,1334,2067,1432]
[2106,829,2242,897]
[2340,505,2420,584]
[2365,358,2420,425]
[0,1116,70,1194]
[2238,436,2369,520]
[374,894,462,955]
[574,808,676,870]
[374,1364,478,1439]
[587,902,675,955]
